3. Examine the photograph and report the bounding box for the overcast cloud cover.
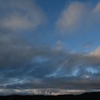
[0,0,100,95]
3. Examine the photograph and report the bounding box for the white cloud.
[92,2,100,24]
[56,2,100,33]
[93,2,100,13]
[90,46,100,57]
[0,0,45,31]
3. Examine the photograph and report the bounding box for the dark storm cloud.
[43,77,100,89]
[0,41,100,90]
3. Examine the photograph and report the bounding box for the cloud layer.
[0,43,100,90]
[0,0,45,31]
[56,2,100,33]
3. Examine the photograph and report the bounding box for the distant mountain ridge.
[0,92,100,100]
[0,89,84,96]
[0,88,100,96]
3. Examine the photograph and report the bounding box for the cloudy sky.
[0,0,100,95]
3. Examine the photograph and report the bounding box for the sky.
[0,0,100,95]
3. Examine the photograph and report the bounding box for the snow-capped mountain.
[0,88,89,96]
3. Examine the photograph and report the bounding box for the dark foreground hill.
[0,92,100,100]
